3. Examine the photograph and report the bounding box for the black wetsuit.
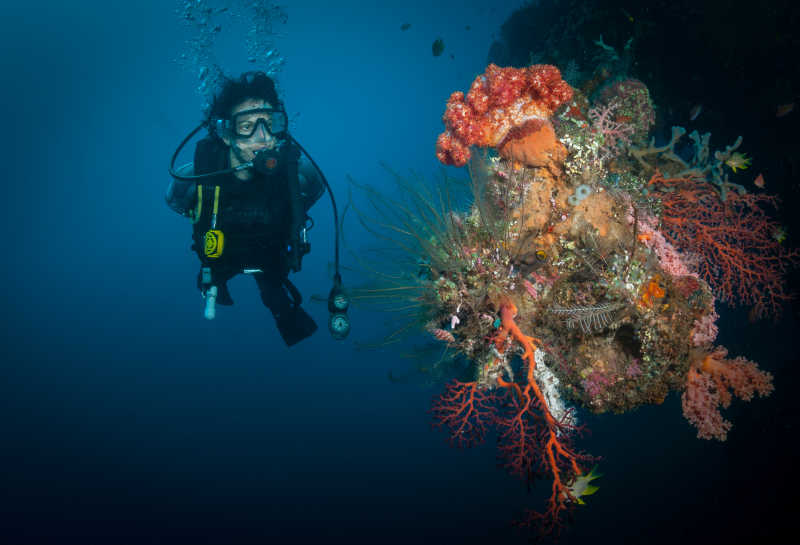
[166,137,323,346]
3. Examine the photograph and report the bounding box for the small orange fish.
[776,103,795,117]
[754,173,765,188]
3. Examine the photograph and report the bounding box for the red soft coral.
[435,64,573,166]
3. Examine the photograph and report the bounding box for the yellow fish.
[725,152,751,173]
[564,465,602,505]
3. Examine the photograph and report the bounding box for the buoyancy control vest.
[190,137,308,275]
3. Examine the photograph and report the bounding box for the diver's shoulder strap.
[191,136,228,229]
[194,136,229,176]
[191,184,221,226]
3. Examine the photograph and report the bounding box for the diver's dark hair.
[206,71,282,124]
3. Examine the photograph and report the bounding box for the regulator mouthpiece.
[253,148,281,176]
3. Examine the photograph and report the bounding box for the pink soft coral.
[588,99,634,159]
[690,310,719,346]
[681,347,774,441]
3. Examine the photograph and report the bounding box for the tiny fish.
[400,23,411,31]
[430,328,455,344]
[564,465,602,505]
[773,226,787,244]
[776,103,795,117]
[689,104,702,121]
[432,38,444,57]
[621,8,634,23]
[754,173,765,188]
[725,151,751,173]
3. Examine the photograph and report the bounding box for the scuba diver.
[166,71,350,346]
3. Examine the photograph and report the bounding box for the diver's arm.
[298,155,325,211]
[165,164,197,217]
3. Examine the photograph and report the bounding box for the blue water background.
[1,1,796,544]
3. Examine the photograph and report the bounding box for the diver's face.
[224,98,279,166]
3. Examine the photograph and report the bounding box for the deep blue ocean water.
[2,1,798,543]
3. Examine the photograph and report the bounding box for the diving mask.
[217,107,288,139]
